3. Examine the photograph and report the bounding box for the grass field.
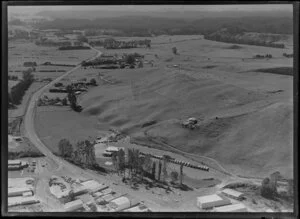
[35,34,293,180]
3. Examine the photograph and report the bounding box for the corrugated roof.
[8,160,21,165]
[222,189,244,198]
[8,187,32,194]
[197,194,223,203]
[111,196,130,206]
[64,199,83,209]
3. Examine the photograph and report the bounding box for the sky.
[8,4,293,15]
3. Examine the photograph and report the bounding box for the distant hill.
[33,15,293,36]
[36,9,292,20]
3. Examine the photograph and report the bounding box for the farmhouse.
[103,146,125,157]
[221,188,245,200]
[214,203,248,212]
[197,194,231,209]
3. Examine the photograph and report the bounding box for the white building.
[197,194,231,209]
[214,203,248,212]
[222,188,245,200]
[8,187,33,197]
[8,160,22,166]
[108,196,131,212]
[8,196,39,207]
[64,199,83,212]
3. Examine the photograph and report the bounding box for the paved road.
[24,45,102,172]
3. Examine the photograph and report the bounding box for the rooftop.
[8,160,22,165]
[197,194,223,203]
[222,189,244,198]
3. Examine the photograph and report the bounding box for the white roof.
[8,187,32,194]
[106,146,122,152]
[8,160,21,165]
[64,199,83,209]
[8,196,38,206]
[197,194,223,203]
[81,180,101,189]
[222,189,244,198]
[111,196,130,206]
[214,203,247,212]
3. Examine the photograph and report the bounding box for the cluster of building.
[197,188,247,212]
[8,177,39,207]
[63,179,151,212]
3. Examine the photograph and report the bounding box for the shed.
[214,203,248,212]
[64,199,84,212]
[8,187,33,197]
[8,160,22,166]
[105,146,123,152]
[8,196,39,207]
[81,180,108,193]
[108,196,131,211]
[101,188,113,196]
[222,189,245,200]
[197,194,231,209]
[22,191,33,197]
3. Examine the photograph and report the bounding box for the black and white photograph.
[3,2,297,215]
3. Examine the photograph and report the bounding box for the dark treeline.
[204,34,285,48]
[58,46,90,50]
[9,68,34,105]
[8,75,18,80]
[90,38,151,49]
[34,16,293,36]
[35,39,72,47]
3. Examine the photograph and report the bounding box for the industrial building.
[197,194,231,209]
[214,203,248,212]
[107,196,131,212]
[8,187,33,197]
[8,196,39,207]
[221,188,245,200]
[64,199,84,212]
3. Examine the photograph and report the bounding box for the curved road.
[24,44,102,171]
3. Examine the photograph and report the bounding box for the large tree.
[58,139,73,158]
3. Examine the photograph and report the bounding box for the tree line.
[111,148,185,187]
[58,139,97,168]
[204,34,285,48]
[9,68,34,106]
[89,38,151,49]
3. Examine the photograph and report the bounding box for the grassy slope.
[35,35,293,178]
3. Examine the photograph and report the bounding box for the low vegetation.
[9,68,34,106]
[253,67,293,76]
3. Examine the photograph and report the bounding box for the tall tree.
[151,162,156,180]
[179,164,184,185]
[158,161,162,181]
[58,139,73,158]
[162,155,168,182]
